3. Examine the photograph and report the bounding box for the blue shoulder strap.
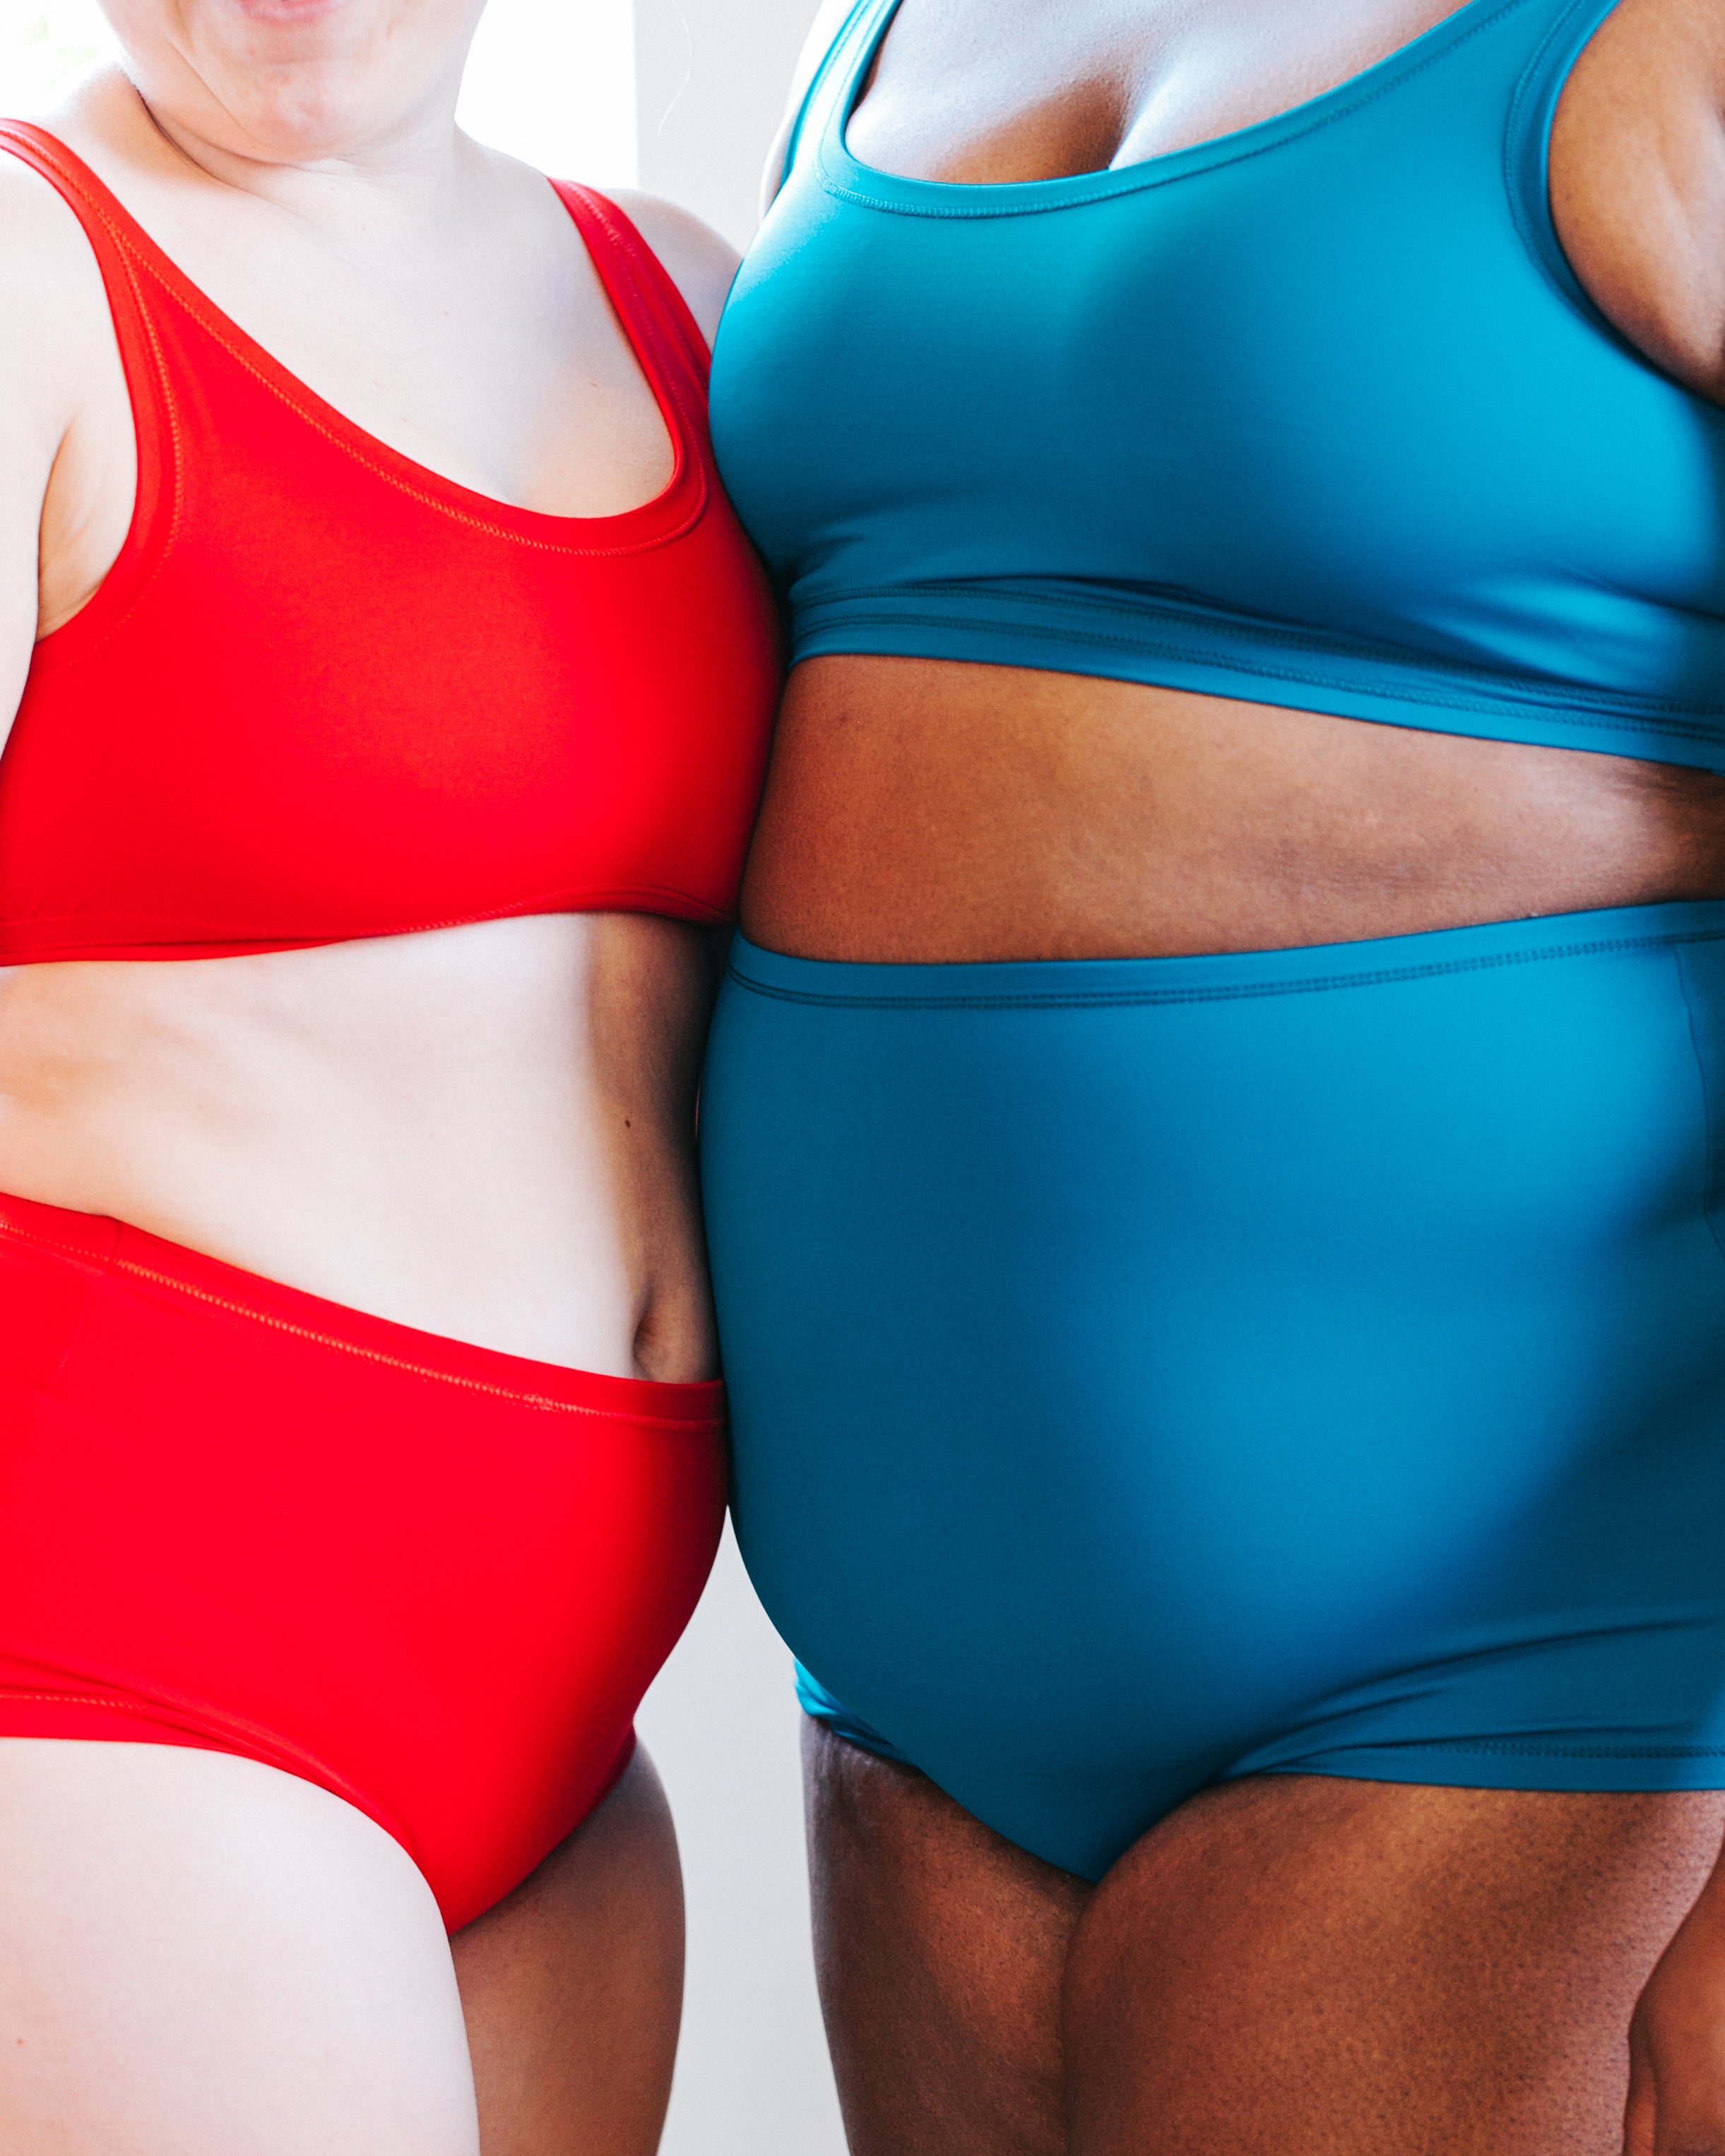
[775,0,896,198]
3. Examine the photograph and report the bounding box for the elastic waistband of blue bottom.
[726,898,1725,1011]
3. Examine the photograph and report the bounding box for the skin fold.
[0,2,739,2147]
[744,0,1725,2150]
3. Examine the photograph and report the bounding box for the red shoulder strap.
[0,121,177,589]
[551,182,715,402]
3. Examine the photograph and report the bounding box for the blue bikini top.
[710,0,1725,771]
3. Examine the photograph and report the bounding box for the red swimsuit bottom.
[0,1193,726,1931]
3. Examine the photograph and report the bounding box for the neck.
[81,0,487,213]
[78,64,479,237]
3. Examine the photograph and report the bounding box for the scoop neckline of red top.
[14,122,706,553]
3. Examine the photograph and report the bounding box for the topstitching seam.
[3,131,705,561]
[0,1216,721,1429]
[728,924,1725,1011]
[0,1681,410,1849]
[128,242,709,559]
[818,0,1538,218]
[1315,1738,1725,1759]
[791,597,1725,729]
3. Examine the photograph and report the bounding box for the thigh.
[1064,1773,1725,2155]
[453,1742,684,2156]
[804,1720,1091,2156]
[0,1737,479,2156]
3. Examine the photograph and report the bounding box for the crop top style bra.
[0,122,778,965]
[709,0,1725,772]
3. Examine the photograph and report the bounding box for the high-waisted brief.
[701,899,1725,1880]
[0,1192,726,1929]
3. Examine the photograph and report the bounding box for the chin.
[106,0,471,154]
[213,0,361,24]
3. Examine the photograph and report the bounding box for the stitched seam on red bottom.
[0,1215,721,1430]
[0,1682,410,1848]
[0,1217,111,1270]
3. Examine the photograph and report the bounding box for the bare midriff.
[740,656,1725,963]
[0,912,721,1379]
[742,0,1725,967]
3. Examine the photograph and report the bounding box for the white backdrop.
[639,1527,843,2156]
[0,0,839,2148]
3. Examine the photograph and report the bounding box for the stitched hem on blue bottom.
[1247,1741,1725,1795]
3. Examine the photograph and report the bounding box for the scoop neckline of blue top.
[822,0,1546,215]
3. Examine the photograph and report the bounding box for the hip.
[701,895,1725,1585]
[699,899,1725,1869]
[0,1187,728,1925]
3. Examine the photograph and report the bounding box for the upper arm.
[760,0,866,213]
[605,189,742,350]
[1548,0,1725,403]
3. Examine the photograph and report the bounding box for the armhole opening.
[1502,0,1635,335]
[551,181,711,501]
[0,121,180,674]
[773,0,890,204]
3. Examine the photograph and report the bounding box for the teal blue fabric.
[701,903,1725,1877]
[710,0,1725,770]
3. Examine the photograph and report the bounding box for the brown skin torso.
[744,0,1725,963]
[772,4,1725,2154]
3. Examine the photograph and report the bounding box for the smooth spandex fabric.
[704,907,1725,1878]
[0,123,778,961]
[0,1192,726,1929]
[700,0,1725,1876]
[0,124,764,1922]
[712,0,1725,768]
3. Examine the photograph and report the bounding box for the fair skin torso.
[1,67,729,1376]
[0,6,740,2149]
[755,1,1725,2152]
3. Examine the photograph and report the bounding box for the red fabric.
[0,124,780,962]
[0,1191,728,1929]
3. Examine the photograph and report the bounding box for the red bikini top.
[0,123,779,963]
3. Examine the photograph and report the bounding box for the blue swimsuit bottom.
[701,901,1725,1879]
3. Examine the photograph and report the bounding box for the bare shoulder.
[0,139,122,482]
[0,147,109,370]
[0,145,119,521]
[0,146,119,734]
[603,189,740,350]
[1550,0,1725,401]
